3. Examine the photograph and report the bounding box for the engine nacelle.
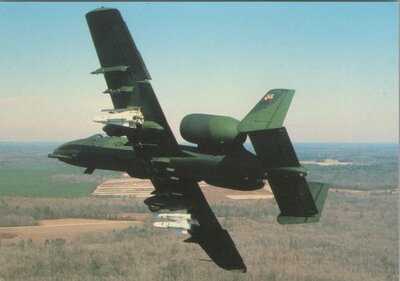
[180,114,246,147]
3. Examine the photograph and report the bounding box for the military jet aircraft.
[49,8,329,272]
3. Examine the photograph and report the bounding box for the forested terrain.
[0,192,397,281]
[294,143,398,190]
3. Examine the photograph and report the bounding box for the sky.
[0,2,398,143]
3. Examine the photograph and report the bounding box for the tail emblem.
[263,94,274,102]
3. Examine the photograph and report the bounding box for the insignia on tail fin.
[238,89,295,133]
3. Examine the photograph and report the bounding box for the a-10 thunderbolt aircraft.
[49,8,329,272]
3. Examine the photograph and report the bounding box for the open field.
[0,143,120,198]
[0,190,397,281]
[92,178,154,197]
[93,177,273,200]
[294,143,398,190]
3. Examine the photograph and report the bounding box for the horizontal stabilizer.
[249,127,300,169]
[276,182,329,224]
[269,175,317,217]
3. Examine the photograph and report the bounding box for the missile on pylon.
[153,213,199,234]
[93,108,144,128]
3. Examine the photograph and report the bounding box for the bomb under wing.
[153,213,200,234]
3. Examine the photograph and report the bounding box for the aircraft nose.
[48,144,80,160]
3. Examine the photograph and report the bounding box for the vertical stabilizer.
[238,89,295,133]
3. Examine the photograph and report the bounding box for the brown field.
[301,159,353,166]
[93,178,273,201]
[0,219,142,244]
[92,178,154,197]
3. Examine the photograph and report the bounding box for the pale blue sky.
[0,2,398,142]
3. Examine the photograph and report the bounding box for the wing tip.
[87,6,118,15]
[86,7,121,22]
[228,265,247,273]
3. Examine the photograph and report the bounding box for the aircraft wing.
[86,7,150,107]
[86,8,179,154]
[151,178,247,272]
[185,181,247,272]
